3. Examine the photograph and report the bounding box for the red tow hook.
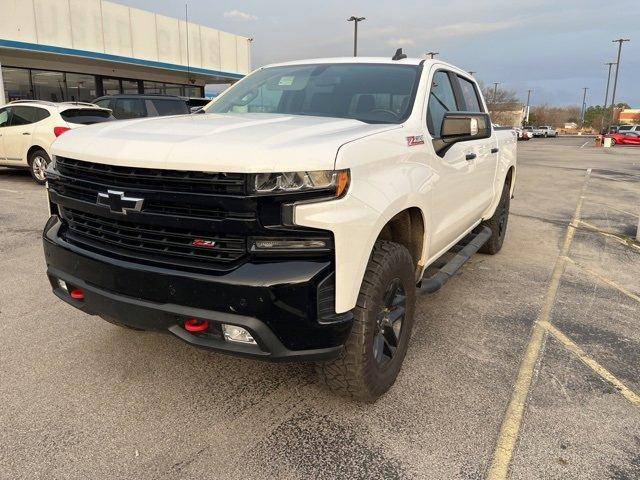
[70,289,85,300]
[184,318,209,333]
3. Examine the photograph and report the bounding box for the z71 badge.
[406,135,425,146]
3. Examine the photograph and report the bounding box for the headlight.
[253,170,350,197]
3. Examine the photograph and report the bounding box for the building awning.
[0,39,244,83]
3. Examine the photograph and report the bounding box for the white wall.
[0,0,251,75]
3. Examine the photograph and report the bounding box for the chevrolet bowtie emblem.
[97,190,144,215]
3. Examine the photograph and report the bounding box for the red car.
[606,132,640,146]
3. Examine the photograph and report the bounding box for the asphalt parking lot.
[0,137,638,480]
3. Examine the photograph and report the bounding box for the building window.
[121,79,140,94]
[65,73,97,102]
[2,67,33,102]
[31,70,66,102]
[102,78,121,96]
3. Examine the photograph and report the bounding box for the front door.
[424,69,484,255]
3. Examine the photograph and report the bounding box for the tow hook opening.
[184,318,210,333]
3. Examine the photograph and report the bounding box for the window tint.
[9,106,36,126]
[113,99,146,119]
[0,108,9,127]
[148,99,189,116]
[94,99,111,109]
[458,76,482,112]
[61,108,112,125]
[427,71,458,137]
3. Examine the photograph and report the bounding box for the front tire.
[479,180,511,255]
[317,240,416,402]
[28,149,51,185]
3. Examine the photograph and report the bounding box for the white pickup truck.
[43,54,516,401]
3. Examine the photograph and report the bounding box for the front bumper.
[43,216,352,362]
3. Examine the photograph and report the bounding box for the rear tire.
[317,240,416,402]
[479,180,511,255]
[28,149,50,185]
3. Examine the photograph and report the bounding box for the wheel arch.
[376,206,426,281]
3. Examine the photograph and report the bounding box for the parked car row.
[0,95,212,183]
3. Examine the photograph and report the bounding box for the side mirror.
[434,112,491,155]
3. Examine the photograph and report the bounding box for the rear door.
[3,106,37,165]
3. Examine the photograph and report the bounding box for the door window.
[8,106,35,126]
[0,108,9,127]
[458,76,483,112]
[427,71,458,138]
[113,99,147,119]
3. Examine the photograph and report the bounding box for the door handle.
[491,147,499,153]
[22,132,31,136]
[465,153,477,161]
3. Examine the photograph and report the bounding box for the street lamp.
[347,16,366,57]
[609,38,630,126]
[493,82,500,102]
[524,89,533,125]
[580,87,589,128]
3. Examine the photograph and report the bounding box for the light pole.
[493,82,500,102]
[602,62,615,132]
[524,89,533,125]
[347,16,366,57]
[580,87,589,128]
[609,38,630,126]
[426,51,439,59]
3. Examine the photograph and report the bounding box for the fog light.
[222,324,256,344]
[58,279,68,292]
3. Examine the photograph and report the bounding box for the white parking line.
[0,188,20,194]
[579,141,590,149]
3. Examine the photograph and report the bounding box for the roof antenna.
[392,48,407,61]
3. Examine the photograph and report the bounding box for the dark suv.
[92,94,190,120]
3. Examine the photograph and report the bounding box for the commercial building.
[0,0,251,105]
[618,109,640,125]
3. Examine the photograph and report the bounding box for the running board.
[419,226,492,294]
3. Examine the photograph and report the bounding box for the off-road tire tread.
[479,180,511,254]
[316,240,415,402]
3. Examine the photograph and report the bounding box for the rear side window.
[113,99,146,119]
[9,106,37,126]
[61,109,113,125]
[427,71,458,138]
[148,99,189,116]
[458,76,483,112]
[94,99,112,109]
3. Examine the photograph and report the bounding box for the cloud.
[223,10,258,21]
[387,37,415,47]
[428,18,525,39]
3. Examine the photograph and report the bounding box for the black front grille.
[60,207,246,269]
[55,156,247,195]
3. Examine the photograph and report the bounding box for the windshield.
[206,63,421,124]
[618,125,632,131]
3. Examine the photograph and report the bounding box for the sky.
[115,0,640,107]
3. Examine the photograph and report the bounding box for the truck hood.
[52,113,399,173]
